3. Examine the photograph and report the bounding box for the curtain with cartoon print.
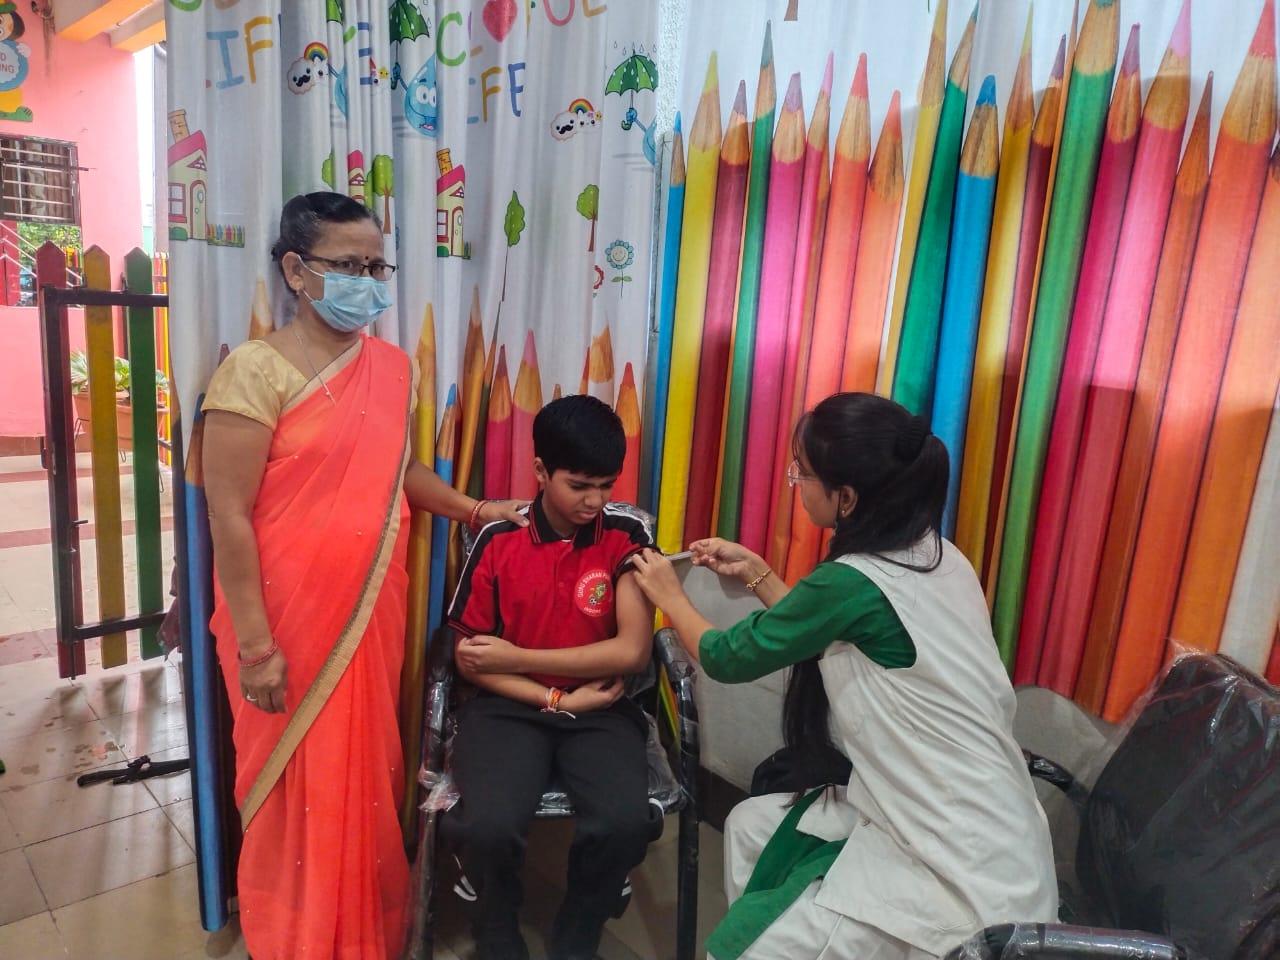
[166,0,657,482]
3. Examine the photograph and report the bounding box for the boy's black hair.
[533,394,625,478]
[269,192,381,292]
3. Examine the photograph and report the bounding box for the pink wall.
[0,31,142,437]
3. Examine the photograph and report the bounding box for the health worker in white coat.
[631,393,1058,960]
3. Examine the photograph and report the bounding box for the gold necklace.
[290,322,337,404]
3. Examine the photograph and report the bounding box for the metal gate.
[38,240,239,932]
[37,241,173,677]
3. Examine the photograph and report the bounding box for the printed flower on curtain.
[604,240,634,296]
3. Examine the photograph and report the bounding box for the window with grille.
[0,136,80,225]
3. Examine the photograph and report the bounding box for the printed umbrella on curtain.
[389,0,429,44]
[607,50,658,130]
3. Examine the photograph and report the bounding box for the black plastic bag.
[1076,655,1279,960]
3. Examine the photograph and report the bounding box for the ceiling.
[50,0,165,52]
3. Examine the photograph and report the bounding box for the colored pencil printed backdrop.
[660,0,1280,721]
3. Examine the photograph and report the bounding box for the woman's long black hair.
[781,392,949,795]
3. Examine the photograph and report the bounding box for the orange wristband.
[542,687,574,717]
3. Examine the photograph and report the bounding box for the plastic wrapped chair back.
[944,923,1184,960]
[1077,654,1279,960]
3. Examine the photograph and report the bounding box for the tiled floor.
[0,454,730,959]
[0,640,729,959]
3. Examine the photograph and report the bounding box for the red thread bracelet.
[238,641,279,668]
[468,499,489,531]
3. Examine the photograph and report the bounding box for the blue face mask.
[302,266,393,332]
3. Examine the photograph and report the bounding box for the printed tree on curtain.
[577,184,599,252]
[327,0,344,24]
[500,191,527,301]
[371,155,394,235]
[390,0,430,45]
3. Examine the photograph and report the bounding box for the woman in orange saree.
[202,193,525,959]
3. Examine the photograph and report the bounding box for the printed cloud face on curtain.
[655,0,1280,720]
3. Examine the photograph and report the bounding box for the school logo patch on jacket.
[574,570,613,618]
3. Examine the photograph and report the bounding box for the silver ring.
[245,695,258,702]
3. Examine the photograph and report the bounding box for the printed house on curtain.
[348,150,366,204]
[167,108,242,247]
[436,147,466,257]
[167,110,206,243]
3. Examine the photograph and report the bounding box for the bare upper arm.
[202,410,273,520]
[614,572,655,671]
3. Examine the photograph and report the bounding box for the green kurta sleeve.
[700,562,915,684]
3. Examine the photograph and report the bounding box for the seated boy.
[445,394,658,960]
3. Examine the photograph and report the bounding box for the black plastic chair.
[945,653,1279,960]
[406,624,700,960]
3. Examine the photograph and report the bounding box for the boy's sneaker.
[452,855,477,902]
[611,876,633,919]
[646,796,666,842]
[611,797,666,918]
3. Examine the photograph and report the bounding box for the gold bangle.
[745,569,771,592]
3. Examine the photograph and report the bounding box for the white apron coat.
[791,540,1058,955]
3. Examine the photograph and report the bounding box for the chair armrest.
[945,923,1184,960]
[1023,750,1089,812]
[654,628,700,786]
[655,627,696,683]
[422,628,457,775]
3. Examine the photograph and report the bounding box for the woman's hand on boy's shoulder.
[456,634,524,674]
[479,499,531,527]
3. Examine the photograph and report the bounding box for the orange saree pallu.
[212,338,414,960]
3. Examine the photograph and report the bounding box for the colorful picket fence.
[36,242,174,677]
